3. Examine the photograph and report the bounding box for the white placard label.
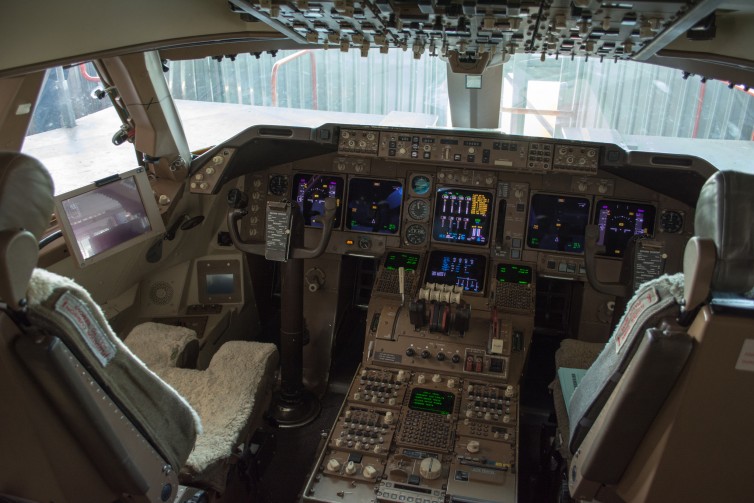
[735,339,754,372]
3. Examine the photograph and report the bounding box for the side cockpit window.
[22,63,139,195]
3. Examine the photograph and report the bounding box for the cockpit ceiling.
[227,0,718,73]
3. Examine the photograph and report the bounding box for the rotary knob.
[420,349,431,359]
[405,347,416,357]
[419,457,442,480]
[432,374,442,383]
[345,461,357,475]
[397,369,407,381]
[205,167,215,175]
[447,378,457,388]
[505,385,514,398]
[452,354,461,364]
[326,458,341,472]
[363,465,379,480]
[436,352,446,361]
[467,440,481,454]
[384,411,394,425]
[417,374,426,384]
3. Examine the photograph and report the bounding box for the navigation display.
[384,251,420,271]
[409,388,455,415]
[527,194,590,254]
[496,263,533,284]
[346,178,403,234]
[432,188,492,246]
[292,173,344,228]
[424,250,486,293]
[595,200,656,257]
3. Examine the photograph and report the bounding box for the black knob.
[436,352,446,362]
[451,354,461,364]
[405,348,416,357]
[420,349,431,359]
[227,189,249,209]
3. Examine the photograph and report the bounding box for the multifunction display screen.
[496,263,533,284]
[595,200,656,257]
[384,251,420,271]
[527,194,590,254]
[346,178,403,234]
[408,388,455,415]
[432,188,492,245]
[424,250,486,293]
[291,173,344,228]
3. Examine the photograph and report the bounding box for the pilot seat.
[0,152,278,502]
[553,169,754,502]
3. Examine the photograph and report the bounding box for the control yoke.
[226,188,336,260]
[583,224,630,298]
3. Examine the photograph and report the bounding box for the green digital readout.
[497,263,532,284]
[384,251,420,271]
[408,388,455,415]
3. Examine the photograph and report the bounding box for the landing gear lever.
[227,190,337,428]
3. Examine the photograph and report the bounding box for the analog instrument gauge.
[268,174,288,196]
[410,175,431,196]
[405,224,427,245]
[407,199,430,221]
[660,210,684,233]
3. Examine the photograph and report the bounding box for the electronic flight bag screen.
[424,250,487,293]
[595,200,656,257]
[346,178,403,234]
[291,173,344,228]
[527,194,590,254]
[432,188,493,245]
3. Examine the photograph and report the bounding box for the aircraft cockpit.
[1,1,754,503]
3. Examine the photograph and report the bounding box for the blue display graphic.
[424,250,487,293]
[432,188,492,245]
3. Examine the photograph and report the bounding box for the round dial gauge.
[405,224,427,245]
[660,210,683,233]
[268,174,288,196]
[411,175,431,196]
[408,199,430,220]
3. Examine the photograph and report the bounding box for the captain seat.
[553,169,754,502]
[0,152,278,501]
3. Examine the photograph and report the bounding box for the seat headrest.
[694,170,754,293]
[0,152,55,240]
[0,152,55,309]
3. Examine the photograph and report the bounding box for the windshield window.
[501,54,754,169]
[22,63,139,195]
[166,50,449,149]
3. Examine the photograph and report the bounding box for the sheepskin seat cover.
[125,322,199,369]
[25,269,201,470]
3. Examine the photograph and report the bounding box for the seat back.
[569,170,754,502]
[0,153,200,502]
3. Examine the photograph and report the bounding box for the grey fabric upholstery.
[25,268,201,470]
[0,152,54,241]
[567,273,684,453]
[694,170,754,293]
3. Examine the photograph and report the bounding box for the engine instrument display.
[595,200,656,257]
[346,178,403,234]
[408,388,455,415]
[432,188,492,246]
[496,263,533,285]
[384,251,420,271]
[527,194,590,254]
[292,173,344,228]
[424,250,487,293]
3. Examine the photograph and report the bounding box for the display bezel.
[431,186,494,246]
[423,249,487,294]
[53,168,165,268]
[290,172,344,229]
[345,177,404,235]
[526,193,591,254]
[594,199,657,257]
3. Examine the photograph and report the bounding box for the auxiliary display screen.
[384,251,420,271]
[408,388,455,415]
[424,250,487,293]
[432,188,493,245]
[346,178,403,234]
[291,173,344,228]
[527,194,590,254]
[595,200,656,257]
[496,263,533,284]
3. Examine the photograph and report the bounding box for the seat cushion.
[125,322,199,369]
[155,340,278,492]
